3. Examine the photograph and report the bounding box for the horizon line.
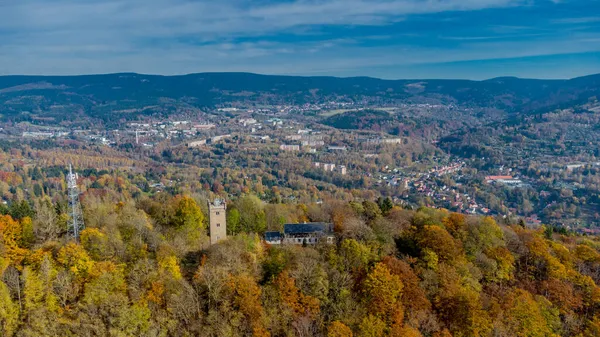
[1,71,599,82]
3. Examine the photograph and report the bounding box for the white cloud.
[0,0,523,39]
[552,17,600,24]
[0,0,594,77]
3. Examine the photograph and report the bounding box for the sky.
[0,0,599,79]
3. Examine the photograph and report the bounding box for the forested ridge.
[2,186,600,336]
[2,72,600,124]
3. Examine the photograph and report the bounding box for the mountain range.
[1,72,599,124]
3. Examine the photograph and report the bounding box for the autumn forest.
[2,165,600,337]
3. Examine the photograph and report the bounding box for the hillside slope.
[1,72,599,122]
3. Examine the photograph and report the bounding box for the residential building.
[316,162,347,175]
[280,144,300,151]
[187,139,207,148]
[193,124,216,130]
[239,118,257,126]
[265,223,335,245]
[485,176,523,186]
[382,138,404,144]
[265,231,283,245]
[22,132,54,139]
[211,134,231,143]
[323,163,336,172]
[302,140,325,147]
[485,176,515,183]
[566,164,585,171]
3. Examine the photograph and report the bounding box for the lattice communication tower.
[67,164,85,240]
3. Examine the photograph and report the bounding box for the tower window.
[216,212,220,215]
[217,223,221,227]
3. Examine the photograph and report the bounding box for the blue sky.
[0,0,599,79]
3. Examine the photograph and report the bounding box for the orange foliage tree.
[274,271,320,319]
[0,215,29,267]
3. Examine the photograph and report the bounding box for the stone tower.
[209,199,227,245]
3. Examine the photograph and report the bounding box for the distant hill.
[438,100,600,164]
[1,72,599,124]
[323,109,396,132]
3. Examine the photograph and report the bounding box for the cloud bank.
[0,0,599,78]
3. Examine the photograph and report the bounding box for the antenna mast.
[67,164,85,240]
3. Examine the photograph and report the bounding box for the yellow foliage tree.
[358,315,386,337]
[484,246,515,282]
[328,321,353,337]
[80,228,111,261]
[175,196,205,231]
[57,243,95,280]
[83,261,127,306]
[418,225,461,263]
[575,244,600,263]
[502,288,560,337]
[363,262,403,320]
[158,255,182,280]
[0,281,19,337]
[111,301,152,336]
[0,215,28,268]
[22,267,45,313]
